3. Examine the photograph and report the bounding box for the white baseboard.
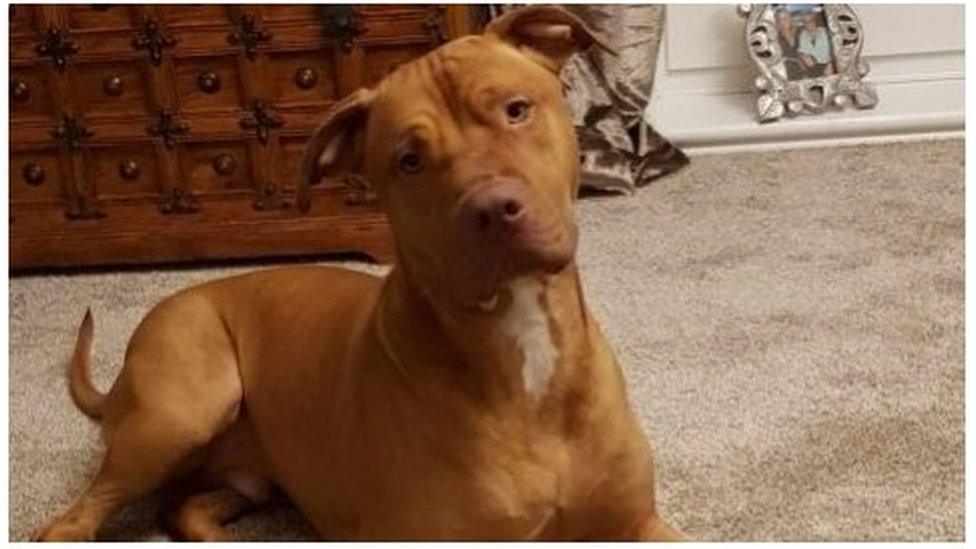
[648,78,964,156]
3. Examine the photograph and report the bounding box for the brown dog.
[35,6,685,541]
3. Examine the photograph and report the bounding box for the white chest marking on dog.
[501,277,557,398]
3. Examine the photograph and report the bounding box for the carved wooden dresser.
[10,4,474,269]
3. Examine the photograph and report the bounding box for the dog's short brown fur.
[36,6,685,541]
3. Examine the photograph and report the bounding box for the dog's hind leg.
[35,299,245,541]
[169,475,271,541]
[35,416,225,541]
[167,419,273,541]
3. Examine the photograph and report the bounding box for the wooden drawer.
[180,140,255,194]
[9,4,476,270]
[9,4,40,38]
[10,149,67,205]
[160,5,234,28]
[72,59,155,119]
[66,5,139,32]
[88,144,163,200]
[259,5,319,24]
[10,67,56,121]
[172,55,246,113]
[266,49,341,108]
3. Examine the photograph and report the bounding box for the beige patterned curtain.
[487,4,688,194]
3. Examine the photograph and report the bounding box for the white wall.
[648,4,965,154]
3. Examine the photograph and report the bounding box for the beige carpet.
[9,139,964,541]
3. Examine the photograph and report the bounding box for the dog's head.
[301,6,604,309]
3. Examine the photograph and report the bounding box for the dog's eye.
[505,98,533,125]
[396,150,423,175]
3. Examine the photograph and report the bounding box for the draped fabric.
[486,4,688,194]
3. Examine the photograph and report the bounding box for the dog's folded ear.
[484,5,611,73]
[298,87,375,212]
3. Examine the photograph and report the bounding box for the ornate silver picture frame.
[738,4,878,122]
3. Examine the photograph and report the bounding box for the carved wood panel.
[10,4,476,269]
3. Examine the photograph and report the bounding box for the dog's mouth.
[455,221,577,312]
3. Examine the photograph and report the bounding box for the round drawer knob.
[11,80,29,103]
[198,72,221,94]
[212,154,236,176]
[118,158,140,180]
[103,75,124,97]
[23,163,45,186]
[295,67,317,90]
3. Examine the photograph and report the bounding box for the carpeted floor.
[9,139,964,541]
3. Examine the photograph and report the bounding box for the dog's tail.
[68,309,106,420]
